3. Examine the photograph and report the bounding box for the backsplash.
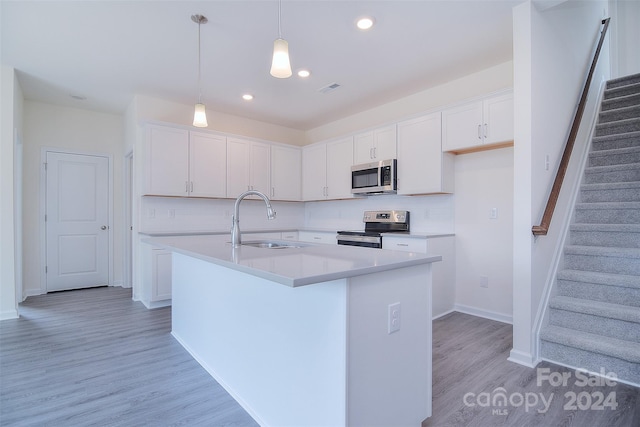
[139,196,305,233]
[139,193,454,234]
[304,194,455,233]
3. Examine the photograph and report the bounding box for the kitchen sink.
[240,240,307,249]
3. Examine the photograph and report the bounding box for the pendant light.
[192,14,208,127]
[270,0,292,78]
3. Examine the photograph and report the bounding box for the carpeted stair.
[540,73,640,385]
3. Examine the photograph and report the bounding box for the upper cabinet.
[353,125,397,164]
[303,137,354,201]
[397,112,454,195]
[442,91,513,153]
[271,144,302,201]
[143,125,226,198]
[227,137,270,198]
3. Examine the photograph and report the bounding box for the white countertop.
[139,229,453,239]
[142,234,441,287]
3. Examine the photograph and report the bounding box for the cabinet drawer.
[382,237,427,253]
[298,231,336,244]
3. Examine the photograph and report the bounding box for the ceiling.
[1,0,522,130]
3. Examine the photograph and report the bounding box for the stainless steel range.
[337,210,410,249]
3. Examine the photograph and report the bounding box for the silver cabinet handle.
[190,181,194,192]
[478,125,482,139]
[185,181,189,193]
[101,225,107,230]
[397,243,409,247]
[484,123,488,138]
[373,147,377,158]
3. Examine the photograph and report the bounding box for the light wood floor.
[2,287,638,426]
[424,312,639,427]
[0,287,258,426]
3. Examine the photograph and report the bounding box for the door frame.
[123,150,133,288]
[39,147,113,294]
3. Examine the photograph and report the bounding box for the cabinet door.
[398,112,450,195]
[382,236,427,253]
[483,93,514,145]
[353,131,374,164]
[298,231,337,244]
[152,249,172,301]
[189,132,227,198]
[373,124,397,160]
[226,138,251,197]
[145,125,189,196]
[441,101,483,152]
[353,125,397,163]
[326,137,354,199]
[302,143,327,200]
[271,145,301,201]
[250,141,271,196]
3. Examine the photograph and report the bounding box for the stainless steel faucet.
[231,190,276,247]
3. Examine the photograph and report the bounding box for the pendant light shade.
[270,38,292,78]
[270,0,292,78]
[191,14,208,127]
[193,103,208,127]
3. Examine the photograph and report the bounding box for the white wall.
[131,94,306,147]
[511,0,610,366]
[306,61,513,144]
[611,0,640,77]
[0,66,22,319]
[454,147,514,322]
[22,101,125,296]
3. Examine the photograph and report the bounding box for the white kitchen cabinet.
[298,230,337,245]
[353,124,397,164]
[141,243,172,308]
[397,112,454,195]
[227,137,270,198]
[271,144,302,201]
[442,91,513,153]
[281,231,299,241]
[382,235,455,319]
[143,124,226,198]
[189,132,227,197]
[302,137,354,200]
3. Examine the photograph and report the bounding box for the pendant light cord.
[278,0,282,39]
[197,19,202,104]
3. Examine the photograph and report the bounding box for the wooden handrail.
[532,18,610,236]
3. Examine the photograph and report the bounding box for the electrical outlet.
[490,208,498,219]
[480,276,489,288]
[388,302,401,334]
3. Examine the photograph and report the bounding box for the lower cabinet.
[382,235,455,319]
[298,230,337,244]
[141,244,173,309]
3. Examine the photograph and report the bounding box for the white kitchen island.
[143,234,440,427]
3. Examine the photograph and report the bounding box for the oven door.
[336,234,382,249]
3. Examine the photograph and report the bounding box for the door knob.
[101,225,107,230]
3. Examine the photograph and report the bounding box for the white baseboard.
[432,308,456,320]
[0,309,19,320]
[141,299,171,309]
[508,349,538,368]
[24,289,44,299]
[453,303,513,324]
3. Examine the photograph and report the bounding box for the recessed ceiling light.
[242,94,254,101]
[297,69,311,78]
[356,16,375,30]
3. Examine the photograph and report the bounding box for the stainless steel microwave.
[351,159,397,195]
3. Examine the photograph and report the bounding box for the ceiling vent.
[318,83,341,94]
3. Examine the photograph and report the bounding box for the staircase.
[540,73,640,386]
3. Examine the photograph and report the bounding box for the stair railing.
[532,18,611,236]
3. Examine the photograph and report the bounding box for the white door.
[46,152,109,292]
